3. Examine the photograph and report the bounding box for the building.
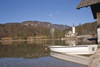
[76,0,100,43]
[65,24,77,37]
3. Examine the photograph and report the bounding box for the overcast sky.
[0,0,97,26]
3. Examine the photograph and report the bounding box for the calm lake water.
[0,40,96,67]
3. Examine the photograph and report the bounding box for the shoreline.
[0,39,62,42]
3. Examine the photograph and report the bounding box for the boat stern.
[88,45,98,54]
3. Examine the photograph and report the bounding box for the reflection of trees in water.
[20,41,25,48]
[65,39,95,46]
[0,40,96,59]
[0,41,49,59]
[54,40,66,46]
[65,40,76,46]
[43,39,95,46]
[77,40,96,45]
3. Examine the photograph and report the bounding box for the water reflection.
[0,40,96,67]
[46,40,95,46]
[65,40,77,46]
[0,41,49,59]
[0,40,96,59]
[65,39,96,46]
[50,51,94,66]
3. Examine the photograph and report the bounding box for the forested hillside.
[0,21,96,40]
[0,21,70,40]
[0,23,50,39]
[53,24,70,30]
[64,21,97,35]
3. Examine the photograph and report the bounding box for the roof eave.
[76,2,100,9]
[76,5,89,9]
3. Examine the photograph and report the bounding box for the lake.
[0,40,96,67]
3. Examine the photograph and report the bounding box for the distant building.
[65,24,77,37]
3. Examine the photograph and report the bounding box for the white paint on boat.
[48,45,98,55]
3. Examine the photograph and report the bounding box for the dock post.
[97,13,100,43]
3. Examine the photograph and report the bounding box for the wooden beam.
[91,3,100,19]
[97,13,100,27]
[97,13,100,43]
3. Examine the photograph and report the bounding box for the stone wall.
[89,48,100,67]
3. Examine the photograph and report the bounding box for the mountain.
[53,24,71,30]
[5,23,20,26]
[4,21,71,31]
[0,21,71,39]
[21,21,71,30]
[21,21,54,29]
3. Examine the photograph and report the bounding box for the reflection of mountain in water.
[0,41,49,59]
[0,39,96,59]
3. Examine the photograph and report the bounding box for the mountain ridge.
[5,21,71,30]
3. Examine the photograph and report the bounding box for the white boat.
[48,45,98,55]
[50,51,95,66]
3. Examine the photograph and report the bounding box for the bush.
[20,32,25,39]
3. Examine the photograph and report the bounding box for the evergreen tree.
[62,30,66,38]
[32,34,34,38]
[44,29,50,38]
[11,34,14,39]
[78,23,82,35]
[54,28,58,38]
[20,32,25,39]
[58,29,62,38]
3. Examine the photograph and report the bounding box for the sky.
[0,0,97,26]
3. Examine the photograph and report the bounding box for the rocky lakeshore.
[89,45,100,67]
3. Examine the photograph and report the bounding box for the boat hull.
[48,45,98,55]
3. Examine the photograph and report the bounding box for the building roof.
[73,23,75,27]
[76,0,100,9]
